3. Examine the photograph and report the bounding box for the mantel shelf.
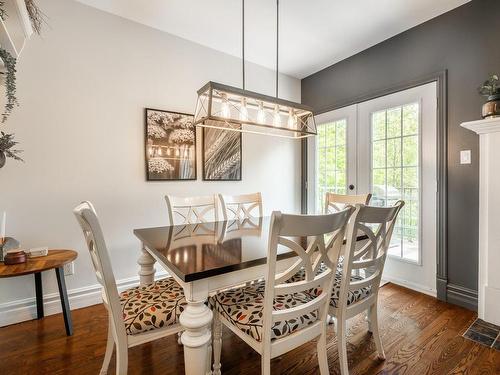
[461,117,500,135]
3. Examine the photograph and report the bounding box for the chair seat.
[209,281,318,342]
[329,270,372,308]
[287,262,372,308]
[120,278,187,335]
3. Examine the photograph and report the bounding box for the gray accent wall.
[301,0,500,309]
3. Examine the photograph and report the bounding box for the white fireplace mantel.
[461,117,500,325]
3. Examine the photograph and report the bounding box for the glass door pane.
[370,103,420,262]
[316,119,347,213]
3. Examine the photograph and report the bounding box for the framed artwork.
[202,125,242,181]
[145,108,196,181]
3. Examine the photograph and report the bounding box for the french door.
[308,82,437,295]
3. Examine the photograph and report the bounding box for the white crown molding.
[0,271,168,327]
[461,117,500,135]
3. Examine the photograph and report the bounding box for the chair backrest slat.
[274,269,332,296]
[219,192,262,221]
[271,293,329,323]
[261,208,354,345]
[73,201,127,340]
[165,195,218,225]
[325,192,372,213]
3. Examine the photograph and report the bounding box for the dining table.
[133,216,366,375]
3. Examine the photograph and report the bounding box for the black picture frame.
[202,127,242,181]
[145,108,197,181]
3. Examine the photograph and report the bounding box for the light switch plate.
[460,150,471,165]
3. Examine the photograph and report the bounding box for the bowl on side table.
[4,250,27,265]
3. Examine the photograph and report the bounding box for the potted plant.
[478,74,500,119]
[0,131,23,168]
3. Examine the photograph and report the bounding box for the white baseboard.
[382,276,437,298]
[0,271,168,327]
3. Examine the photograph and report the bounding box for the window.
[316,119,347,213]
[370,103,419,262]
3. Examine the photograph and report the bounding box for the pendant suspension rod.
[276,0,279,98]
[242,0,245,90]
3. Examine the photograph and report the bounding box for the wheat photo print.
[202,126,242,181]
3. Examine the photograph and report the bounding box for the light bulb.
[175,148,180,157]
[257,101,265,124]
[157,147,162,156]
[273,105,281,127]
[239,97,248,121]
[167,148,171,156]
[148,147,153,157]
[287,108,297,129]
[220,93,230,118]
[184,149,189,157]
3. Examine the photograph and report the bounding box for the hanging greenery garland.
[0,1,6,21]
[0,1,45,167]
[0,131,23,167]
[0,48,18,123]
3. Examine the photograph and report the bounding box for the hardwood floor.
[0,283,499,374]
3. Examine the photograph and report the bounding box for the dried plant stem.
[25,0,46,35]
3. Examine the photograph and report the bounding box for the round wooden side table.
[0,249,78,336]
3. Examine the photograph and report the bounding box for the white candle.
[0,211,5,240]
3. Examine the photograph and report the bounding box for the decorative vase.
[0,237,21,263]
[482,94,500,119]
[0,151,5,168]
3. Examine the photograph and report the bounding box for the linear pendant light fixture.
[193,0,317,139]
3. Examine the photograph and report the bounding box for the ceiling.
[76,0,470,79]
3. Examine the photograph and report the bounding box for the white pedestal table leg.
[137,245,156,286]
[180,298,213,375]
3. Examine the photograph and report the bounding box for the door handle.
[348,184,355,191]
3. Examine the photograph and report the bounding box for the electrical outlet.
[64,261,74,276]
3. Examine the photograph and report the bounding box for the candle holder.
[0,237,20,262]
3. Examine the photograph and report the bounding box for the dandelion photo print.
[203,124,242,181]
[145,108,196,180]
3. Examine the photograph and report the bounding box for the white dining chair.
[209,208,354,375]
[165,195,219,225]
[325,192,372,213]
[73,201,187,375]
[330,201,404,375]
[219,192,263,221]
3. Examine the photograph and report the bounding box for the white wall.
[0,0,301,325]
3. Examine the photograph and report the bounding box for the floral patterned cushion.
[120,278,187,335]
[287,262,372,308]
[329,271,372,308]
[209,281,318,342]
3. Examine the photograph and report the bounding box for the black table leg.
[55,267,73,336]
[34,272,44,319]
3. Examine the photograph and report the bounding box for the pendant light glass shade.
[193,81,317,139]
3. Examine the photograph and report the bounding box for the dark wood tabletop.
[134,217,365,283]
[0,249,78,278]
